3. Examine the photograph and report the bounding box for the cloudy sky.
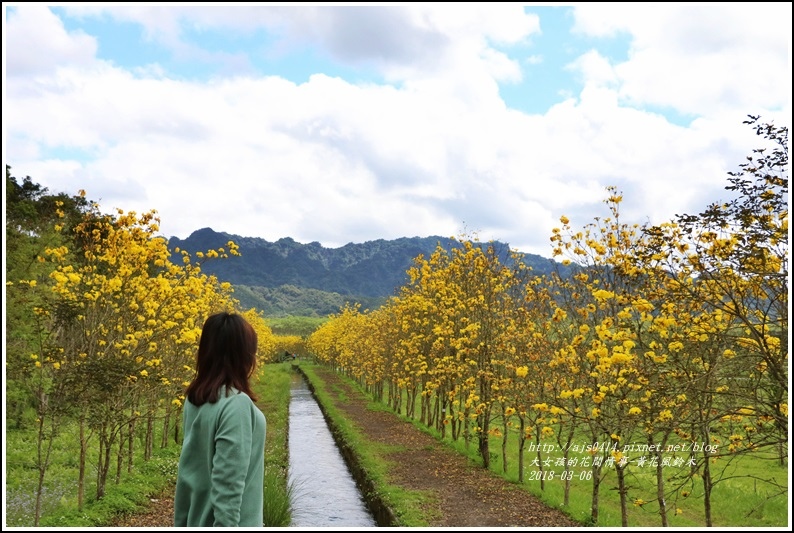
[3,3,791,258]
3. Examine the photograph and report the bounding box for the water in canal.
[288,373,376,527]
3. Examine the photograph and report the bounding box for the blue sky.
[51,6,632,119]
[3,3,791,257]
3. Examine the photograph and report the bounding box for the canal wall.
[292,364,398,527]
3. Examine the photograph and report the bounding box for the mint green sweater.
[174,388,266,527]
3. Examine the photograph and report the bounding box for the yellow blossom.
[593,289,615,300]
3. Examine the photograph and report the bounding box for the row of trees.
[306,117,788,526]
[4,116,787,526]
[5,169,279,525]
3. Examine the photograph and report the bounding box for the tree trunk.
[616,463,628,527]
[115,422,125,484]
[591,463,603,525]
[501,415,509,473]
[174,408,181,444]
[535,430,545,491]
[653,439,668,526]
[420,390,429,426]
[161,402,172,449]
[561,425,575,506]
[702,449,713,527]
[96,427,111,499]
[437,396,444,435]
[463,409,471,450]
[517,417,526,483]
[33,409,52,527]
[434,389,442,432]
[478,410,490,469]
[78,417,87,511]
[145,412,154,460]
[127,416,135,473]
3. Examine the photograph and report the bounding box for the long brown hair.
[185,312,258,405]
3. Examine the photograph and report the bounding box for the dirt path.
[114,366,582,527]
[111,486,174,527]
[313,367,581,527]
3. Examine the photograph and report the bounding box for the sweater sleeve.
[210,394,253,526]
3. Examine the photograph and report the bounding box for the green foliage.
[268,315,328,338]
[235,283,383,317]
[251,363,293,524]
[5,165,90,235]
[669,115,788,450]
[253,363,292,470]
[5,166,91,424]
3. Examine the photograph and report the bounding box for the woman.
[174,312,266,527]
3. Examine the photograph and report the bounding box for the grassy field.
[5,417,181,527]
[4,362,294,527]
[475,437,788,528]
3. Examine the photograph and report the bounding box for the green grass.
[478,431,788,527]
[5,435,181,528]
[5,362,295,528]
[261,466,294,527]
[252,362,294,526]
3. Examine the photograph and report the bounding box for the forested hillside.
[168,228,568,316]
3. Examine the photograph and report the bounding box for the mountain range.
[168,227,566,317]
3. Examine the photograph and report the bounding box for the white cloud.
[567,49,617,88]
[6,5,97,77]
[4,4,791,258]
[572,3,792,117]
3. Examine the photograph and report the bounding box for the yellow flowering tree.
[30,201,243,504]
[550,190,681,525]
[641,117,788,526]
